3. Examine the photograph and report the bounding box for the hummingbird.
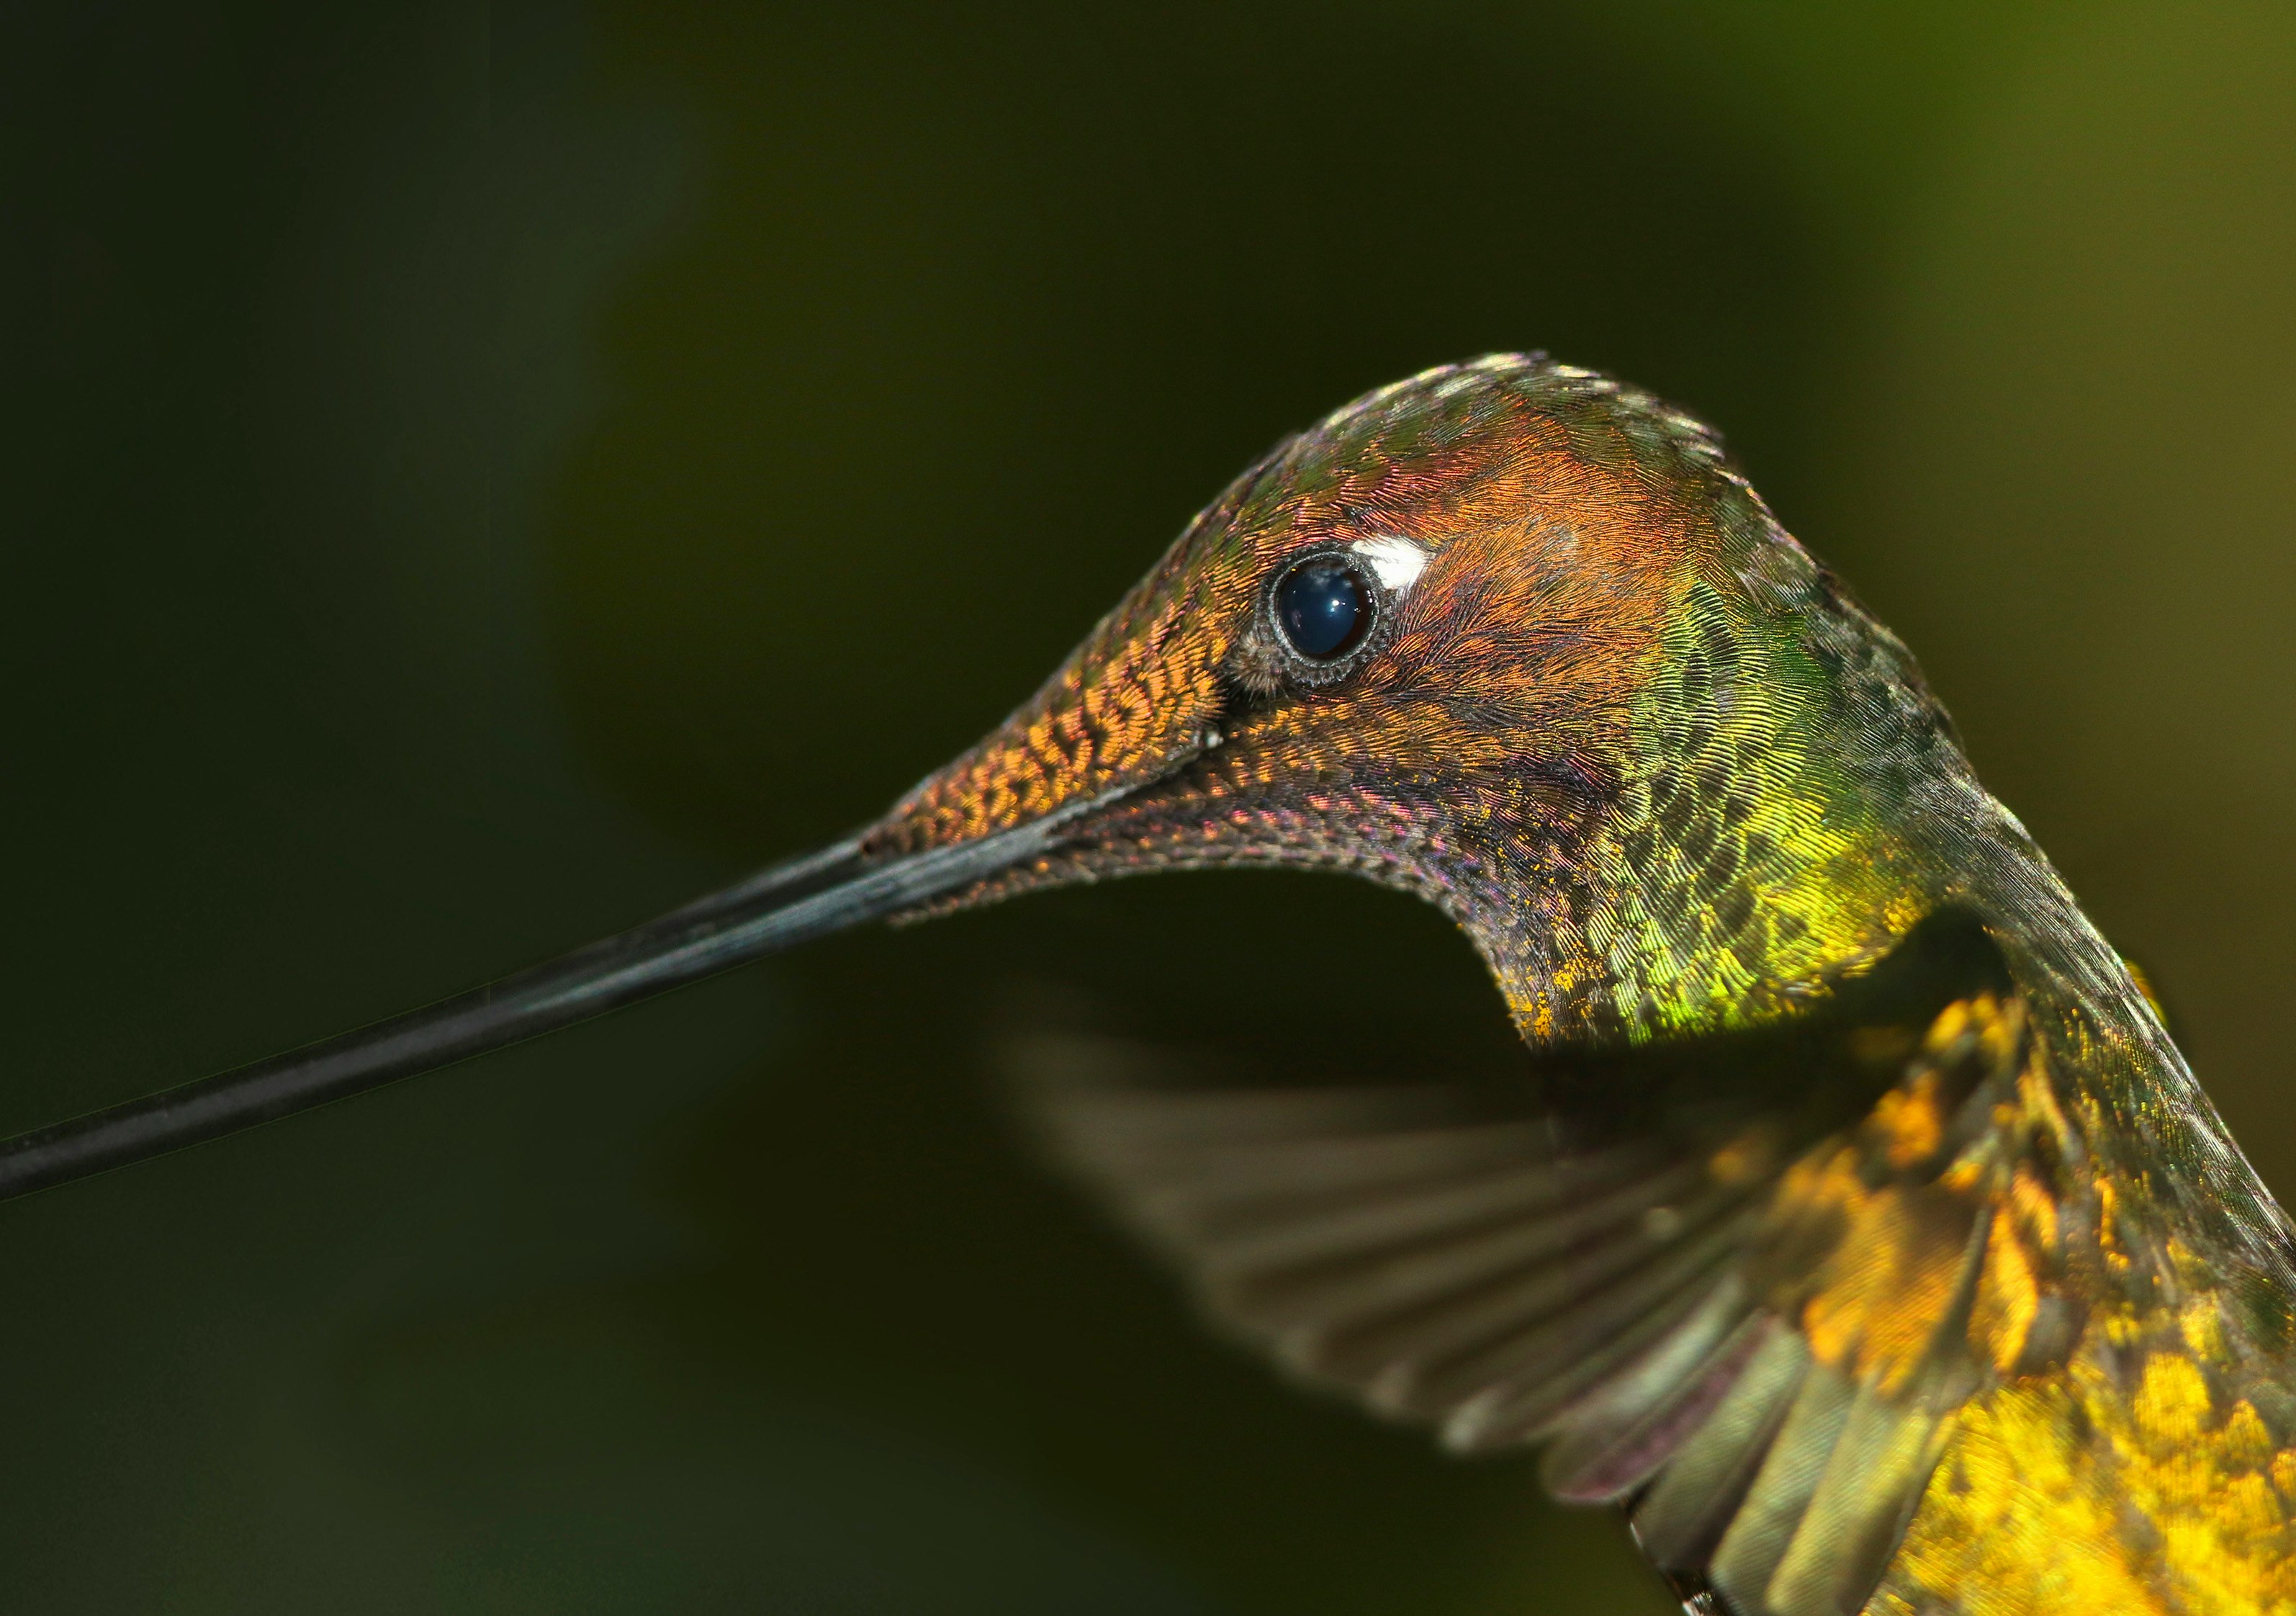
[7,354,2292,1613]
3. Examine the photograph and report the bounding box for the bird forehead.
[1199,362,1723,583]
[1090,356,1762,691]
[1189,445,1700,616]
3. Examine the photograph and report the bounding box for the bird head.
[0,353,2000,1200]
[860,354,1955,1044]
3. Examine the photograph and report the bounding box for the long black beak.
[0,810,1085,1204]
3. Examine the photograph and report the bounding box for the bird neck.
[1459,679,2296,1292]
[1466,580,1955,1050]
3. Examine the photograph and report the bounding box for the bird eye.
[1273,557,1372,662]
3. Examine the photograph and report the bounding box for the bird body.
[877,356,2296,1612]
[17,354,2292,1612]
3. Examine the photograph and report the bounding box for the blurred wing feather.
[1012,910,2066,1616]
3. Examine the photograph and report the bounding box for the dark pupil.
[1274,559,1369,660]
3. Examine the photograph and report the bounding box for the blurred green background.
[3,1,2290,1610]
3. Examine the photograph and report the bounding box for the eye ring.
[1260,548,1390,684]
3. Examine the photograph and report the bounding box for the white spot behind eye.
[1349,534,1430,593]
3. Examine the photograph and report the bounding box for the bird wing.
[1009,910,2296,1615]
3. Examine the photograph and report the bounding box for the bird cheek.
[865,704,1218,858]
[860,623,1235,857]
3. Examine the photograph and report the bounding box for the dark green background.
[4,2,2291,1610]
